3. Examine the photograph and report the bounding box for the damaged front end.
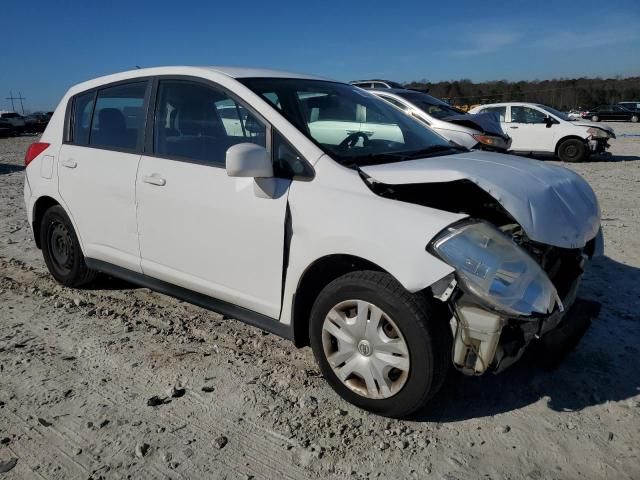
[428,221,601,375]
[587,126,615,155]
[361,162,603,375]
[442,112,512,153]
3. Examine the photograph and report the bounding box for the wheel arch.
[291,254,388,347]
[32,196,61,249]
[555,135,588,156]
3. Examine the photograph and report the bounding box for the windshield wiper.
[337,144,465,168]
[401,144,466,159]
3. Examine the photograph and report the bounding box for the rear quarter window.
[70,91,96,145]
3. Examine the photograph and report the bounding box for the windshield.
[396,91,465,119]
[537,105,572,121]
[239,78,461,167]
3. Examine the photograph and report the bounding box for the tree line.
[404,77,640,110]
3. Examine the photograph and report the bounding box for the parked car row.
[24,66,603,417]
[350,80,616,163]
[0,111,52,137]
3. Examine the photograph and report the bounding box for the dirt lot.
[0,124,639,480]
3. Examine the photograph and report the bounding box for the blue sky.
[2,0,639,111]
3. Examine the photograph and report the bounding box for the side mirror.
[544,116,558,128]
[226,143,273,178]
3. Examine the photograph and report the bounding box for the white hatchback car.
[469,102,615,162]
[24,67,603,417]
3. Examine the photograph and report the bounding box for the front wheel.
[40,205,96,287]
[631,115,639,123]
[558,138,589,162]
[309,271,450,418]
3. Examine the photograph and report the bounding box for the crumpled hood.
[361,151,600,249]
[442,112,507,138]
[572,121,615,136]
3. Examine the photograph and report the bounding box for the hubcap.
[566,145,578,157]
[357,340,372,357]
[321,300,410,399]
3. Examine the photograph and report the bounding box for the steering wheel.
[339,131,370,149]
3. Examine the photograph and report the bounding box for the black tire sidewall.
[40,206,87,287]
[558,139,587,162]
[309,274,439,417]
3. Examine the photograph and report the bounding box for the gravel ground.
[0,124,639,480]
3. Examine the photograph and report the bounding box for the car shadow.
[84,274,140,291]
[591,154,640,162]
[0,163,25,175]
[415,255,640,422]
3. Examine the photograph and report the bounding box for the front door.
[58,81,149,272]
[506,105,557,152]
[135,79,289,319]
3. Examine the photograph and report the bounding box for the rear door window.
[480,106,506,122]
[89,82,147,151]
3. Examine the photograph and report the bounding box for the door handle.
[61,159,77,168]
[143,174,166,186]
[509,126,519,129]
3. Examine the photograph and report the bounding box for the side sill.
[85,258,294,342]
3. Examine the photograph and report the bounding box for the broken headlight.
[586,127,610,138]
[430,221,559,317]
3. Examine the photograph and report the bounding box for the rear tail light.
[24,142,50,167]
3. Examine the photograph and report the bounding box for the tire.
[309,271,450,418]
[557,138,588,163]
[590,115,599,122]
[631,115,639,123]
[40,205,96,287]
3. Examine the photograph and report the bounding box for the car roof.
[369,88,423,94]
[473,102,541,107]
[351,79,394,83]
[66,66,331,96]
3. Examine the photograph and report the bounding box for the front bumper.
[588,137,611,154]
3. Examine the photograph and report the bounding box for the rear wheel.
[558,138,588,163]
[40,205,96,287]
[309,271,450,418]
[631,115,639,123]
[591,115,599,122]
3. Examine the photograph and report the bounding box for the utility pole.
[6,91,26,114]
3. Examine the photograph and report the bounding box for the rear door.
[135,78,290,318]
[58,80,150,272]
[611,105,629,121]
[506,105,556,152]
[599,106,616,120]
